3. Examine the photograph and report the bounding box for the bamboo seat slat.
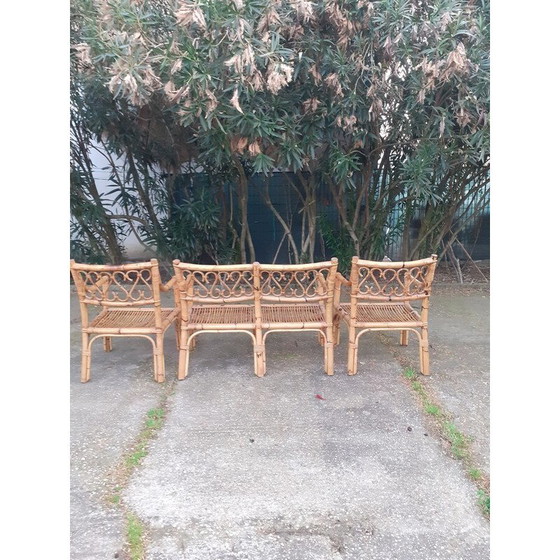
[338,303,422,326]
[261,304,327,327]
[186,305,256,329]
[89,308,178,332]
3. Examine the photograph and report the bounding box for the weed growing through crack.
[469,469,482,480]
[105,385,175,558]
[477,489,490,516]
[127,513,144,560]
[403,367,416,379]
[125,408,165,469]
[402,367,489,517]
[108,406,167,508]
[425,403,442,416]
[444,421,468,459]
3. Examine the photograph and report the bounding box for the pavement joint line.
[104,379,177,559]
[376,331,490,519]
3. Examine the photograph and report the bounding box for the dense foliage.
[71,0,489,267]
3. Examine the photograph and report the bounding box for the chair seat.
[88,307,178,333]
[186,305,256,330]
[261,303,327,328]
[338,303,422,327]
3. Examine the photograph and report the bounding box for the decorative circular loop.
[190,270,255,299]
[260,268,329,298]
[81,269,153,303]
[357,264,431,298]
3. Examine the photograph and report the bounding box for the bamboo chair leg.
[333,319,341,346]
[154,333,165,383]
[103,337,112,352]
[323,334,328,373]
[178,328,189,380]
[347,327,358,375]
[174,319,181,350]
[325,328,334,376]
[419,327,430,375]
[184,344,191,380]
[81,333,91,383]
[400,330,409,346]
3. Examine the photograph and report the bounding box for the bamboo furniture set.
[70,254,438,383]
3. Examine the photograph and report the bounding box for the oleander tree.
[71,0,489,265]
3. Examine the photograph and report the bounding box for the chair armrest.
[160,276,177,292]
[335,272,351,287]
[334,272,350,309]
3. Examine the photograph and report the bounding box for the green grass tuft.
[469,468,482,480]
[403,367,416,379]
[477,489,490,516]
[424,403,441,416]
[443,421,469,459]
[127,513,144,560]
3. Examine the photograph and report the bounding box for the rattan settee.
[70,259,179,383]
[172,259,339,379]
[334,255,438,376]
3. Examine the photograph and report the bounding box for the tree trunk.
[232,158,255,263]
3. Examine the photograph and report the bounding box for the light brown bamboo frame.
[335,254,438,376]
[172,258,339,378]
[256,259,339,376]
[70,259,179,383]
[173,260,258,379]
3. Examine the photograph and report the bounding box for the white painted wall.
[87,145,153,260]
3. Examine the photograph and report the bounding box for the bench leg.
[103,336,112,352]
[255,346,266,377]
[255,330,266,377]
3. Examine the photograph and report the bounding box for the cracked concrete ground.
[70,281,489,559]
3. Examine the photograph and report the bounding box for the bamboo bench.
[172,258,339,379]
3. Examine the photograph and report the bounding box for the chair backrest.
[349,255,438,303]
[172,261,256,307]
[256,259,339,304]
[70,259,162,308]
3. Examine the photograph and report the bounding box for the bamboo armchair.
[335,255,438,376]
[256,259,339,376]
[172,261,258,379]
[70,259,179,383]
